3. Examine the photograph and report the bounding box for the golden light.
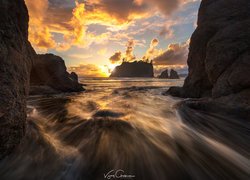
[99,64,119,77]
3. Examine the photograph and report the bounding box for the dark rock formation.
[69,72,79,82]
[110,61,154,78]
[169,69,180,79]
[0,0,35,159]
[167,0,250,101]
[30,54,84,94]
[158,69,169,79]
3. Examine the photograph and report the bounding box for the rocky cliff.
[167,0,250,105]
[110,61,154,78]
[0,0,35,159]
[30,54,84,95]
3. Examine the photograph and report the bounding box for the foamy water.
[0,78,249,180]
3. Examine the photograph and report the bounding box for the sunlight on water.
[0,78,249,180]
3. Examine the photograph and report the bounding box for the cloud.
[153,40,189,65]
[143,38,160,60]
[98,48,108,55]
[109,51,122,64]
[144,0,181,16]
[26,0,194,52]
[125,39,136,61]
[68,64,107,77]
[25,0,56,51]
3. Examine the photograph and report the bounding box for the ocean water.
[0,78,249,180]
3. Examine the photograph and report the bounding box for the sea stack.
[169,69,180,79]
[167,0,250,105]
[110,61,154,78]
[0,0,35,159]
[30,54,84,95]
[158,69,169,79]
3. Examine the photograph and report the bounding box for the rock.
[30,54,84,94]
[110,61,154,78]
[69,72,79,82]
[158,69,169,79]
[167,0,250,101]
[169,69,180,79]
[29,86,61,96]
[0,0,35,159]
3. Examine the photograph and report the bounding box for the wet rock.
[167,0,250,103]
[30,54,84,94]
[93,110,125,118]
[0,0,35,159]
[29,86,61,95]
[110,61,154,78]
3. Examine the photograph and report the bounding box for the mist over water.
[0,78,249,180]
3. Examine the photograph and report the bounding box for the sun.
[98,64,118,77]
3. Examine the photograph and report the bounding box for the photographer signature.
[104,169,135,179]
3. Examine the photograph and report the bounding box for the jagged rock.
[0,0,35,159]
[110,61,154,78]
[30,54,84,94]
[167,0,250,101]
[158,69,169,79]
[69,72,79,82]
[169,69,180,79]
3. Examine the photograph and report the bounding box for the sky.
[25,0,201,77]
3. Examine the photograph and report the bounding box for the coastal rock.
[69,72,79,82]
[110,61,154,78]
[0,0,35,159]
[167,0,250,100]
[30,54,84,94]
[158,69,169,79]
[169,69,180,79]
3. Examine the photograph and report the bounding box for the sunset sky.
[25,0,201,77]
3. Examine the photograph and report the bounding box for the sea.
[0,78,249,180]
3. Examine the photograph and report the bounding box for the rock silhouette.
[167,0,250,106]
[158,69,180,79]
[110,61,154,78]
[158,69,169,79]
[30,54,84,94]
[169,69,180,79]
[0,0,35,159]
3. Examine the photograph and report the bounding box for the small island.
[158,69,180,79]
[110,60,154,78]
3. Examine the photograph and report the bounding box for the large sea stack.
[167,0,250,106]
[0,0,35,159]
[110,61,154,78]
[30,54,84,95]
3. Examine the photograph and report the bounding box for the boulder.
[158,69,169,79]
[30,54,84,94]
[110,61,154,78]
[0,0,35,159]
[167,0,250,101]
[169,69,180,79]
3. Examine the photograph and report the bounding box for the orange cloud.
[26,0,190,52]
[143,38,160,60]
[125,39,136,61]
[153,40,189,65]
[68,64,108,77]
[109,51,122,64]
[25,0,56,51]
